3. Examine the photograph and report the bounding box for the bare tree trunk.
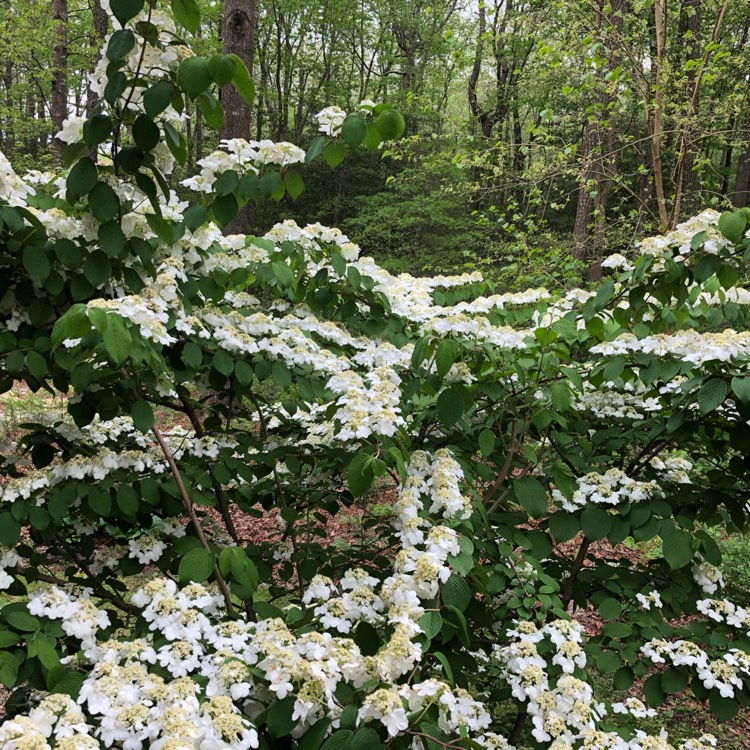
[674,0,701,219]
[731,136,750,208]
[573,0,625,274]
[221,0,256,141]
[221,0,256,234]
[51,0,68,157]
[86,0,108,116]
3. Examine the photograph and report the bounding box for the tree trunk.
[674,0,701,219]
[221,0,256,234]
[221,0,256,142]
[573,0,625,273]
[86,0,108,116]
[51,0,68,157]
[731,138,750,208]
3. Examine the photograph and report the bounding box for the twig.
[151,424,234,612]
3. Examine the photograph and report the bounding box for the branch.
[151,424,234,612]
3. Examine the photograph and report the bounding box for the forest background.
[3,0,750,287]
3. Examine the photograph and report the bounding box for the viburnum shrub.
[1,2,750,749]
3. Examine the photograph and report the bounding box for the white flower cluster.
[650,454,693,484]
[692,560,724,595]
[642,637,750,698]
[495,620,713,749]
[181,138,305,193]
[551,468,659,512]
[572,381,662,420]
[0,544,20,589]
[591,329,750,366]
[639,210,731,259]
[315,105,347,136]
[9,452,515,749]
[0,693,98,749]
[0,148,35,205]
[635,590,663,611]
[28,586,111,659]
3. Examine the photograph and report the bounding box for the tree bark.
[86,0,108,116]
[51,0,68,157]
[220,0,256,142]
[221,0,256,234]
[674,0,701,219]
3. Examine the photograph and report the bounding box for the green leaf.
[118,146,144,174]
[323,141,347,168]
[305,136,325,164]
[22,247,51,281]
[214,170,240,197]
[107,29,135,61]
[171,0,200,32]
[84,251,112,287]
[198,92,224,130]
[83,115,112,146]
[227,54,255,106]
[718,210,746,244]
[731,376,750,403]
[178,548,215,583]
[228,547,259,593]
[299,719,332,750]
[551,382,571,412]
[581,506,612,540]
[89,182,120,223]
[351,728,383,750]
[272,261,294,288]
[5,611,39,632]
[437,386,463,427]
[208,54,236,86]
[435,339,459,378]
[25,351,47,381]
[697,378,727,414]
[213,349,234,377]
[441,575,470,611]
[284,171,304,201]
[131,399,154,433]
[418,611,443,639]
[478,428,495,457]
[341,115,367,148]
[144,80,176,118]
[661,521,694,570]
[49,671,84,698]
[267,695,296,738]
[514,477,548,518]
[182,341,203,368]
[709,692,740,721]
[662,667,688,693]
[213,193,238,228]
[321,730,353,750]
[0,514,21,547]
[111,0,144,26]
[613,666,634,691]
[548,511,579,542]
[132,114,160,151]
[67,157,98,201]
[101,315,132,364]
[103,71,127,105]
[348,452,374,496]
[598,598,622,620]
[99,219,126,257]
[0,652,18,688]
[178,57,211,99]
[363,122,381,150]
[596,651,621,674]
[375,109,405,140]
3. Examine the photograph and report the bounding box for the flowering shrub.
[1,1,750,748]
